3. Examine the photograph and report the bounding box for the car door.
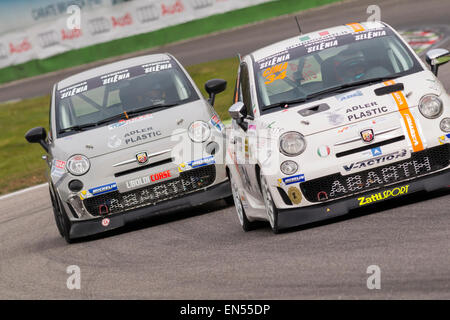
[233,62,260,197]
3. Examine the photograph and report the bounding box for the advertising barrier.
[0,0,273,68]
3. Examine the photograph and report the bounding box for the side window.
[240,63,254,118]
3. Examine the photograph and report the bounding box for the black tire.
[230,174,257,232]
[49,187,65,237]
[260,173,279,234]
[54,191,74,244]
[223,195,235,206]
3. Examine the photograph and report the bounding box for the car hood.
[53,100,213,159]
[260,71,443,136]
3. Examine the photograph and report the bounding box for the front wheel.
[260,174,279,234]
[230,174,256,232]
[53,191,74,244]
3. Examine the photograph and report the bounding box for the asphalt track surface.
[0,0,449,299]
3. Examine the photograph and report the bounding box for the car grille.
[83,165,216,216]
[300,144,450,203]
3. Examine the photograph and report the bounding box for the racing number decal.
[346,23,365,32]
[384,80,424,152]
[263,62,288,85]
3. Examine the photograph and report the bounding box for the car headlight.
[441,118,450,132]
[66,155,90,176]
[419,94,443,119]
[280,160,298,175]
[279,131,306,156]
[188,121,211,143]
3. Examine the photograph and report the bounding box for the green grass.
[0,0,342,85]
[0,57,238,195]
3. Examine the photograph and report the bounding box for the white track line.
[0,183,48,201]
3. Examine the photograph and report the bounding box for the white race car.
[226,21,450,233]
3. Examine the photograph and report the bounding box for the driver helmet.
[136,81,165,106]
[335,49,367,82]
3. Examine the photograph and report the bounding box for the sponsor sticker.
[279,174,306,186]
[371,147,382,157]
[438,133,450,144]
[108,114,153,130]
[54,160,66,169]
[342,149,408,173]
[288,187,303,204]
[89,183,118,196]
[347,22,365,33]
[101,69,130,85]
[384,80,424,152]
[187,155,215,169]
[122,169,178,191]
[358,185,410,206]
[142,60,172,74]
[101,218,110,227]
[335,90,363,102]
[210,115,223,132]
[346,101,389,122]
[59,82,88,99]
[263,62,288,85]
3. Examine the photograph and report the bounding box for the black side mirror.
[25,127,49,152]
[228,101,248,131]
[426,48,450,76]
[205,79,227,106]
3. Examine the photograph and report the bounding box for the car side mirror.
[426,48,450,76]
[25,127,49,153]
[205,79,227,106]
[228,101,248,131]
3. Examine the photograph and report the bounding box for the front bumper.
[69,180,231,239]
[277,168,450,230]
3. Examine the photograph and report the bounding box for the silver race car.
[226,21,450,233]
[26,53,231,243]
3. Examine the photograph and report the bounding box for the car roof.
[57,53,172,90]
[250,21,389,62]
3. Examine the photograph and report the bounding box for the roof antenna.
[295,16,302,35]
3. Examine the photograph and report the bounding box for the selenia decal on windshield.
[101,69,130,85]
[59,82,88,99]
[258,51,290,70]
[142,60,173,73]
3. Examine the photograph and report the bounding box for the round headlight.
[279,131,306,156]
[280,160,298,175]
[66,155,90,176]
[188,121,211,143]
[419,94,443,119]
[440,118,450,132]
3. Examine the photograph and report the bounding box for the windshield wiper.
[58,123,97,133]
[262,97,308,111]
[125,103,179,117]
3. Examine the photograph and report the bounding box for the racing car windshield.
[55,58,199,134]
[254,25,423,112]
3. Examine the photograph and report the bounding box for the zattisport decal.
[343,149,408,172]
[358,185,409,206]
